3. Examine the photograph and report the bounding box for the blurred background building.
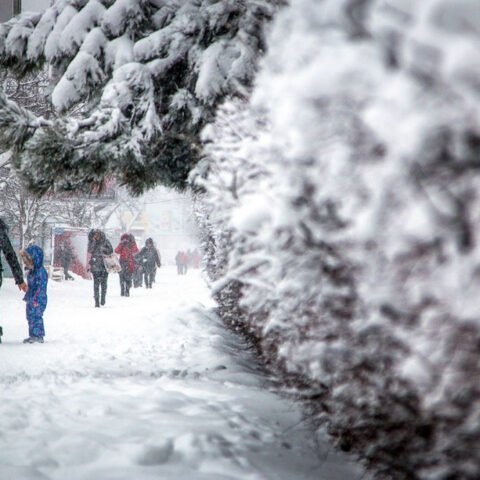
[105,187,198,266]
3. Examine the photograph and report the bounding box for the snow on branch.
[0,0,279,194]
[0,91,49,152]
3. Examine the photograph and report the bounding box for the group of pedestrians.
[88,229,161,308]
[175,248,200,275]
[1,217,200,344]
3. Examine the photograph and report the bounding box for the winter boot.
[23,336,44,344]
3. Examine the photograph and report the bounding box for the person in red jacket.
[114,233,138,297]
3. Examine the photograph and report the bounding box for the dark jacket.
[60,245,73,267]
[0,218,24,287]
[88,230,113,274]
[137,244,161,272]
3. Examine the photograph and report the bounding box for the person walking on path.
[175,251,189,275]
[20,245,48,344]
[87,229,113,308]
[175,251,183,275]
[181,251,188,275]
[59,242,74,280]
[138,238,161,289]
[115,233,138,297]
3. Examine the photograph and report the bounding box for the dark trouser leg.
[119,271,125,296]
[149,271,154,288]
[133,268,141,287]
[100,272,108,305]
[63,263,73,280]
[124,270,132,296]
[93,273,101,306]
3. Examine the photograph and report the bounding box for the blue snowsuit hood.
[25,244,44,271]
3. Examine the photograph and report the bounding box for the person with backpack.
[20,245,48,344]
[87,229,113,307]
[114,233,138,297]
[138,238,161,289]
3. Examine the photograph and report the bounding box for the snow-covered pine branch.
[0,90,46,153]
[0,0,278,195]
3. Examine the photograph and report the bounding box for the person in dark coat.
[114,233,138,297]
[59,242,74,280]
[87,229,113,307]
[175,251,183,275]
[0,218,27,292]
[20,245,48,343]
[138,238,161,289]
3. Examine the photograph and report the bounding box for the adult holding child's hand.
[0,218,27,293]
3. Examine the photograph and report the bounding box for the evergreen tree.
[0,0,277,195]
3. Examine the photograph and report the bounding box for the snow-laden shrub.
[192,102,274,337]
[194,1,480,478]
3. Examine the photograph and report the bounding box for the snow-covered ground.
[0,266,365,480]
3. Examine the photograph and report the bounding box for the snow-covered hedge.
[194,1,480,478]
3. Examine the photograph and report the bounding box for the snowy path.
[0,267,365,480]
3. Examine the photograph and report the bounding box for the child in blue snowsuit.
[20,245,48,344]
